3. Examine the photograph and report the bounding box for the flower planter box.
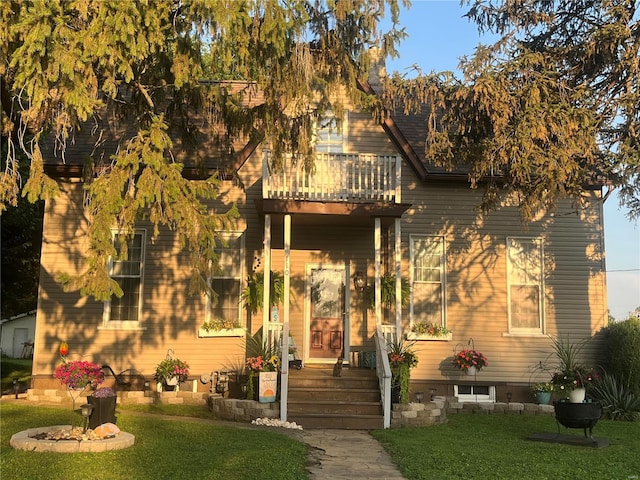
[198,328,246,338]
[87,395,117,429]
[406,332,453,341]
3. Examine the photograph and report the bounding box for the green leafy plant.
[548,335,595,394]
[387,336,418,404]
[154,355,189,384]
[604,314,640,396]
[367,274,411,310]
[411,321,451,337]
[241,271,290,315]
[590,372,640,421]
[201,318,240,332]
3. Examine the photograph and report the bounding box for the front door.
[305,265,349,363]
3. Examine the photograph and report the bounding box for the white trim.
[454,385,496,403]
[103,229,146,327]
[198,327,246,338]
[506,237,545,335]
[204,231,245,329]
[303,263,348,364]
[409,235,447,330]
[406,332,453,341]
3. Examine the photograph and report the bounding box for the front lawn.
[0,357,32,393]
[372,414,640,480]
[1,403,309,480]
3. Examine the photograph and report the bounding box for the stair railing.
[374,324,392,429]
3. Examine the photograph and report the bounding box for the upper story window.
[314,111,348,153]
[103,230,146,328]
[507,237,544,334]
[410,235,446,327]
[205,232,244,328]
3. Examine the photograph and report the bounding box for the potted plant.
[87,387,117,429]
[531,382,553,404]
[408,321,452,340]
[198,318,245,337]
[154,353,189,391]
[548,336,597,402]
[387,336,418,404]
[452,349,488,375]
[53,341,105,428]
[244,332,280,402]
[366,273,411,310]
[242,271,289,320]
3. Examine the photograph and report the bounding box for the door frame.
[303,263,351,365]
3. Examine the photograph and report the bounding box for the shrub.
[604,315,640,395]
[590,372,640,421]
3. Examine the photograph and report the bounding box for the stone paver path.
[302,429,406,479]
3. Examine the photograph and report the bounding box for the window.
[314,112,348,153]
[454,385,496,403]
[410,236,446,327]
[507,237,544,333]
[104,231,145,326]
[205,233,244,328]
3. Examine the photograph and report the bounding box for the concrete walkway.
[302,429,406,479]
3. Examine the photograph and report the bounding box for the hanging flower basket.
[452,349,488,373]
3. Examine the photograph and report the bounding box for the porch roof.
[255,199,411,227]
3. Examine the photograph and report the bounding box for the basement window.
[454,385,496,403]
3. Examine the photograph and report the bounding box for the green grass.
[372,414,640,480]
[1,403,309,480]
[0,357,32,393]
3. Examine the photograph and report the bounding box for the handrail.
[375,325,392,429]
[263,152,401,203]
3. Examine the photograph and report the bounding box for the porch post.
[395,218,402,334]
[280,214,291,422]
[375,217,382,326]
[262,214,271,334]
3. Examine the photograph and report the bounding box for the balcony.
[263,152,401,203]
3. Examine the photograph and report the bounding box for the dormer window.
[315,111,348,153]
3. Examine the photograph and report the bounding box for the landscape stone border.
[10,425,135,453]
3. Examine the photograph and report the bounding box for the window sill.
[98,323,146,331]
[406,332,453,341]
[502,332,546,338]
[198,328,246,338]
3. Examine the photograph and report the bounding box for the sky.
[385,0,640,320]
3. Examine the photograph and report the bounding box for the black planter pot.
[87,395,117,429]
[391,384,401,404]
[553,400,601,439]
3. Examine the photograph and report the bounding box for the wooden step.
[288,399,382,416]
[287,413,384,430]
[285,366,384,429]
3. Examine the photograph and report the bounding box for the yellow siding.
[34,103,608,393]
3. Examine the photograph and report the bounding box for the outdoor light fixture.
[430,388,436,401]
[215,371,229,395]
[353,271,366,291]
[415,391,424,403]
[80,403,94,434]
[506,392,512,404]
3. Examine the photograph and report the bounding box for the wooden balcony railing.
[263,152,401,203]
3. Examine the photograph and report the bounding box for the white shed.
[0,311,36,358]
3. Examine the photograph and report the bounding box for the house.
[0,311,35,358]
[29,71,608,427]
